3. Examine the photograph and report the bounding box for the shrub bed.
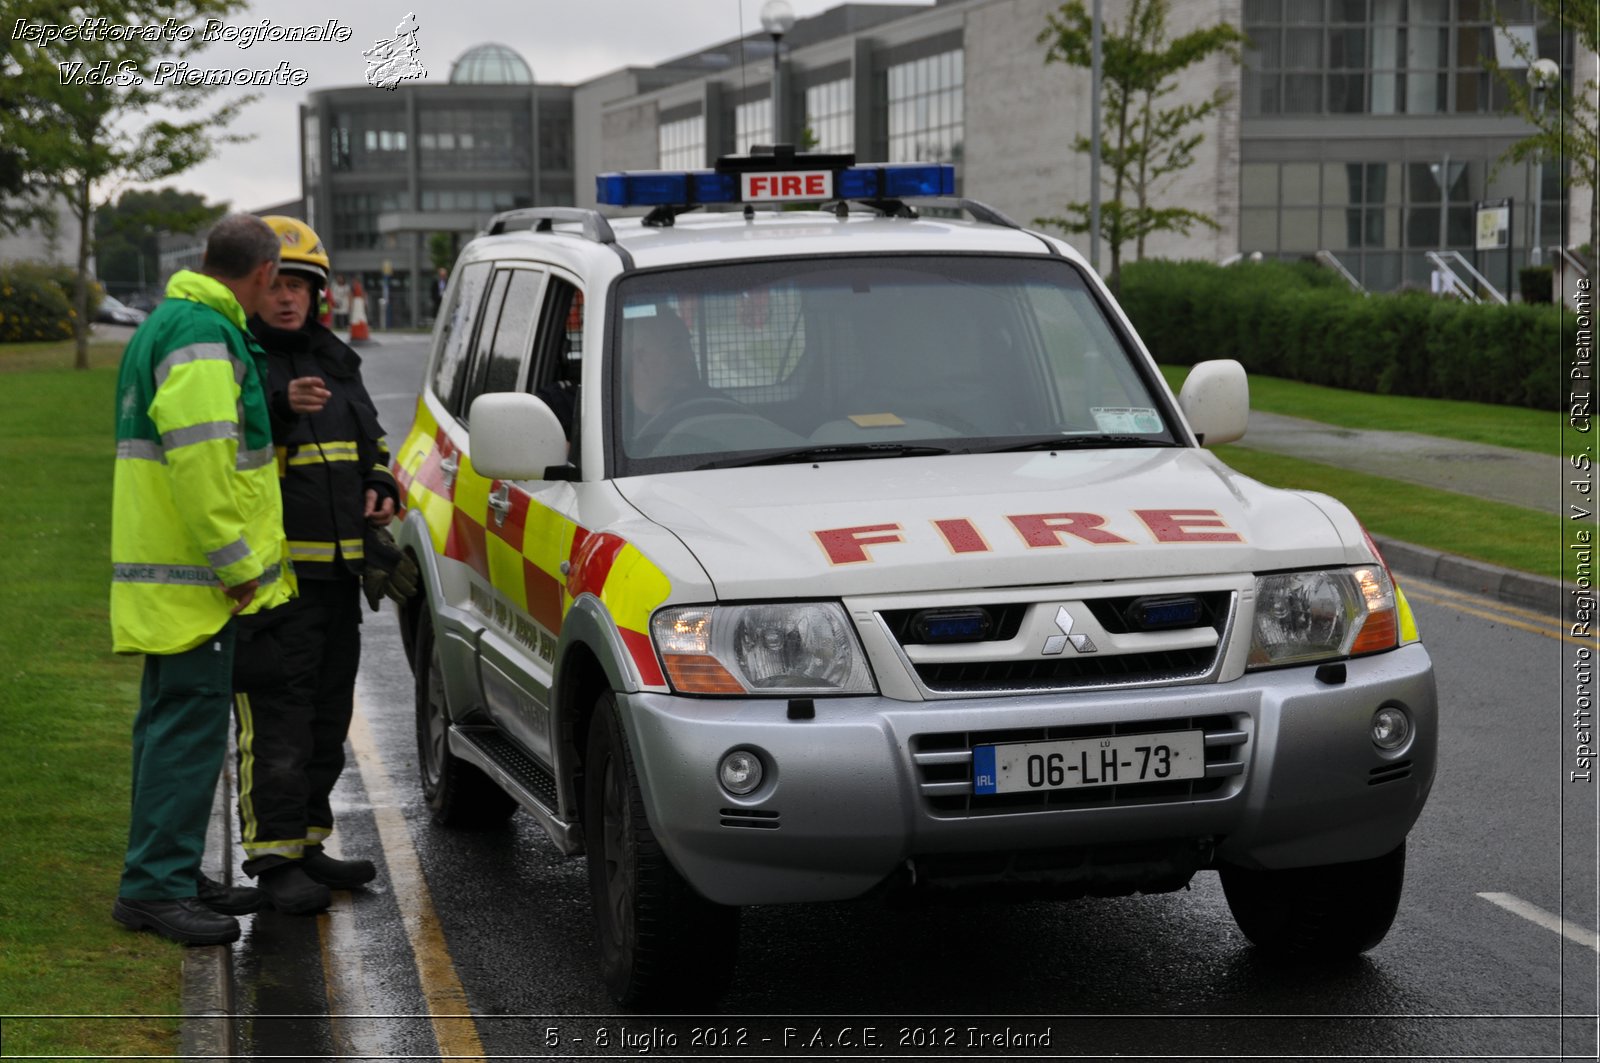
[1118,258,1571,410]
[0,262,95,344]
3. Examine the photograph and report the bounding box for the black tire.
[584,691,739,1008]
[1220,842,1406,957]
[414,610,517,828]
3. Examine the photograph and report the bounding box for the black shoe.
[113,897,240,946]
[196,872,266,916]
[302,847,377,889]
[258,863,332,915]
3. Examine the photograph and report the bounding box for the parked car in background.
[95,294,148,325]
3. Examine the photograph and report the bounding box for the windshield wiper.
[698,443,954,470]
[984,435,1179,453]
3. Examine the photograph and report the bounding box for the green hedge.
[0,262,97,344]
[1119,259,1571,410]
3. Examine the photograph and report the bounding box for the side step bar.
[448,725,583,854]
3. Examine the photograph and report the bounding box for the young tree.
[1,0,255,367]
[1486,4,1598,251]
[1036,0,1244,292]
[95,187,228,300]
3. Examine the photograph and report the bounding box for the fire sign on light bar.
[743,170,833,202]
[595,161,954,209]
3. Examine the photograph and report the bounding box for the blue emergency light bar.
[595,161,955,209]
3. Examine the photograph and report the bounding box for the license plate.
[972,729,1206,795]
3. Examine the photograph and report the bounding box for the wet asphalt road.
[225,333,1598,1061]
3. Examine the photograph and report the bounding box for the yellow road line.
[345,703,487,1061]
[1402,583,1591,647]
[1401,576,1570,626]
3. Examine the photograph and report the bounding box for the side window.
[457,269,512,424]
[527,277,583,442]
[431,260,491,415]
[483,269,545,395]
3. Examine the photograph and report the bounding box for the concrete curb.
[1373,534,1566,616]
[180,759,236,1061]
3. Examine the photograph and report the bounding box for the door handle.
[488,483,512,526]
[439,453,459,487]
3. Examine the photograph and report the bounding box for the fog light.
[1371,706,1410,751]
[718,750,764,795]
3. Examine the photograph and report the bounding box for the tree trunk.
[74,177,91,371]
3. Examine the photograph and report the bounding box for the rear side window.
[431,260,491,415]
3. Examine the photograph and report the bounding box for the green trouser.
[118,623,235,901]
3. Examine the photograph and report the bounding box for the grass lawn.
[1159,364,1561,457]
[0,355,182,1056]
[1212,445,1560,582]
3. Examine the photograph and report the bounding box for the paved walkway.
[1232,411,1562,515]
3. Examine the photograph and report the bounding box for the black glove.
[362,524,419,612]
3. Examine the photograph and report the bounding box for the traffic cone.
[318,292,332,327]
[348,281,371,344]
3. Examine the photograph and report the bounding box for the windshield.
[609,255,1178,475]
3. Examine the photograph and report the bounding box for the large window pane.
[1282,163,1320,204]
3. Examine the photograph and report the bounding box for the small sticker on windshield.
[623,304,659,319]
[848,413,906,427]
[1091,407,1163,434]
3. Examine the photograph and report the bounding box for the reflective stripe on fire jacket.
[251,319,397,580]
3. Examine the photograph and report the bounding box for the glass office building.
[300,44,573,327]
[300,3,1586,307]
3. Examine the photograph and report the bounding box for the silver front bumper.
[620,643,1436,906]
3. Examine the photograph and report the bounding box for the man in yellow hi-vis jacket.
[110,215,297,946]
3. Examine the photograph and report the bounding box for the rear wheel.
[414,610,517,828]
[584,690,739,1008]
[1220,842,1406,957]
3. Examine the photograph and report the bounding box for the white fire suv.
[391,149,1437,1007]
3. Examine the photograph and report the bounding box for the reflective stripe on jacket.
[251,319,396,580]
[111,270,297,655]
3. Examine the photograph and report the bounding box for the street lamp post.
[1529,57,1560,268]
[760,0,795,147]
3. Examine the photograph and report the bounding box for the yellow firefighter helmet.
[262,215,330,288]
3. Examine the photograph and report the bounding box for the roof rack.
[825,196,1023,229]
[486,207,618,245]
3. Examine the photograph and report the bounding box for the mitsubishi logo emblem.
[1042,606,1097,655]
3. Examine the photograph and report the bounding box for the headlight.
[1248,566,1399,669]
[652,603,876,695]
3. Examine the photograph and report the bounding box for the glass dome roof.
[448,43,533,84]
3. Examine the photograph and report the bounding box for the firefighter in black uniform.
[233,216,408,914]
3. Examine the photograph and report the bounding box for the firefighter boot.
[258,863,332,915]
[301,846,377,889]
[196,871,267,915]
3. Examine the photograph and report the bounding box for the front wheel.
[414,610,517,828]
[1220,842,1406,957]
[584,691,739,1008]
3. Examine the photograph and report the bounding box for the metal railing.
[1424,250,1506,305]
[1314,250,1366,294]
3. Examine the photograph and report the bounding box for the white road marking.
[1477,892,1600,951]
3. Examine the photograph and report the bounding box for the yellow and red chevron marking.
[392,403,672,686]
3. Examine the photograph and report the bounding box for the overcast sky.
[113,0,926,211]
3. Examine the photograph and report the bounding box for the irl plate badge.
[364,12,426,90]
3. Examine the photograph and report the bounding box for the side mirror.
[1178,359,1249,446]
[468,392,569,480]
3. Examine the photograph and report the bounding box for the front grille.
[883,590,1234,695]
[912,714,1248,816]
[915,648,1216,691]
